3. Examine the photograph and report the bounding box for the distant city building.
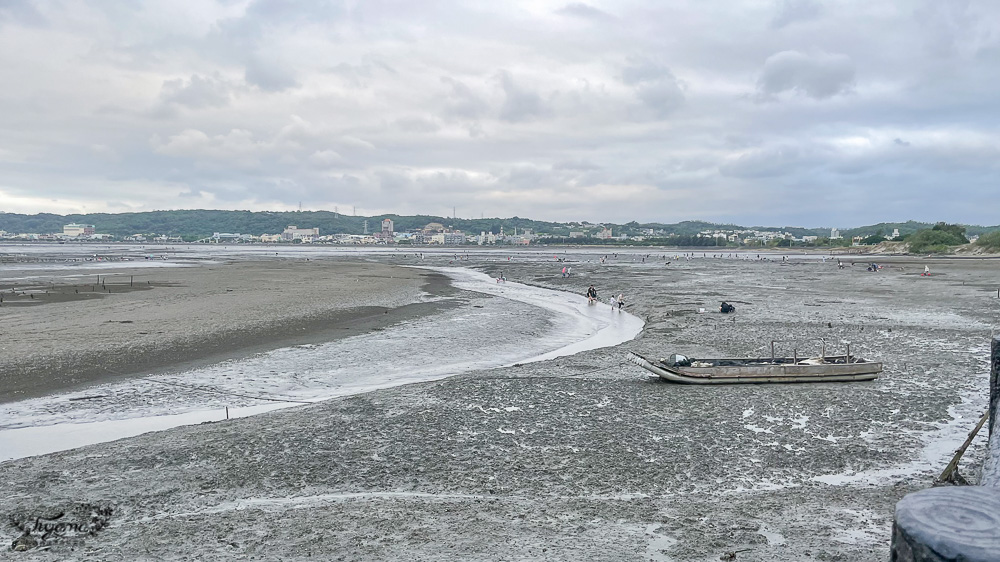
[431,232,465,245]
[595,227,613,240]
[422,222,445,235]
[282,225,319,241]
[830,228,841,240]
[260,234,283,243]
[890,228,900,239]
[375,218,395,242]
[569,231,586,238]
[63,223,95,237]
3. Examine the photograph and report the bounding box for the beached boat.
[627,352,882,384]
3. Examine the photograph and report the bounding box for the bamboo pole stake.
[935,410,990,485]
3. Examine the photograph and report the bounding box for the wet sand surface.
[0,259,449,403]
[2,249,999,561]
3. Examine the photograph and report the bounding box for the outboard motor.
[665,354,692,367]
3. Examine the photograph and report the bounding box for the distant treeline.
[0,210,564,240]
[0,210,998,242]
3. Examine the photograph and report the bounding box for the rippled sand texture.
[1,249,998,561]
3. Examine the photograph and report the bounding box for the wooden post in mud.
[991,336,1000,439]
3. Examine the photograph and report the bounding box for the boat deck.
[627,352,882,384]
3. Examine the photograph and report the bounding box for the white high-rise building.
[63,223,95,237]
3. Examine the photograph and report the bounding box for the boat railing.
[769,339,853,364]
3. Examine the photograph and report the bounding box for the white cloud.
[308,149,343,167]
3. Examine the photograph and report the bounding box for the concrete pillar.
[891,486,1000,561]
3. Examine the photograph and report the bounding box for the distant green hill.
[1,211,997,241]
[0,210,564,240]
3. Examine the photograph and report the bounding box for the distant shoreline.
[3,239,997,256]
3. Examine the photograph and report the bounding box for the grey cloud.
[913,0,978,58]
[719,146,813,178]
[204,0,347,82]
[4,1,1000,226]
[497,71,547,122]
[503,164,550,187]
[634,80,684,117]
[0,0,46,26]
[556,3,616,21]
[329,63,375,88]
[622,57,685,117]
[329,57,397,88]
[159,75,231,109]
[440,77,488,119]
[467,122,485,138]
[770,0,822,29]
[622,57,672,85]
[756,50,855,99]
[393,117,441,133]
[245,55,298,91]
[553,159,602,171]
[244,0,346,24]
[375,169,413,194]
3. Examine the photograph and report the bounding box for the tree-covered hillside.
[0,211,565,239]
[1,210,997,241]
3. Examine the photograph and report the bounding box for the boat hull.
[627,352,882,385]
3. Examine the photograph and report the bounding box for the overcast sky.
[1,0,998,227]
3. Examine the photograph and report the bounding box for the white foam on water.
[430,267,645,365]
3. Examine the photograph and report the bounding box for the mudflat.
[0,259,446,403]
[1,249,999,561]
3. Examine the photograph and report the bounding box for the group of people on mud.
[586,285,626,311]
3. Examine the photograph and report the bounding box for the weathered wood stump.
[991,336,1000,438]
[892,486,1000,561]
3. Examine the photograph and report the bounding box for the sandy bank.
[0,260,447,403]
